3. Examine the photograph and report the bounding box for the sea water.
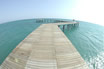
[62,21,104,69]
[0,19,41,64]
[0,19,104,69]
[0,18,63,64]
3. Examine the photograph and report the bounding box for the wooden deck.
[0,22,89,69]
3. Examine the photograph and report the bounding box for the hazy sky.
[0,0,104,26]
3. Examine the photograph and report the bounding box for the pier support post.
[72,24,74,27]
[74,24,75,27]
[67,25,70,30]
[63,25,65,32]
[58,25,60,28]
[78,22,79,26]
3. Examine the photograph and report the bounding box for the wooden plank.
[0,22,89,69]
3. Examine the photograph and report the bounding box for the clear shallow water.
[62,21,104,69]
[0,18,66,65]
[0,19,104,69]
[0,19,41,64]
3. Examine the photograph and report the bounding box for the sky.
[0,0,104,26]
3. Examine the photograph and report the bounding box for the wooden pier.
[0,22,89,69]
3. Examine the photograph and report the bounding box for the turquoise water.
[0,19,41,64]
[0,18,66,64]
[62,21,104,69]
[0,19,104,69]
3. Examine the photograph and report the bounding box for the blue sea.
[61,21,104,69]
[0,19,104,69]
[0,19,41,64]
